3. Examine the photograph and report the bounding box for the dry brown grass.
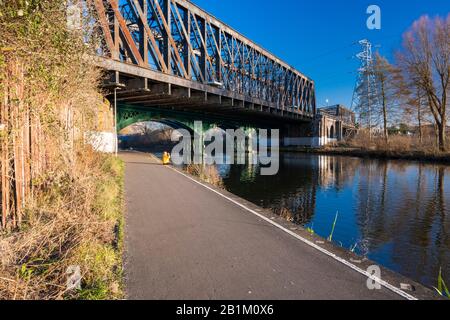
[326,130,450,162]
[0,1,124,300]
[0,148,124,300]
[275,207,294,223]
[185,164,224,188]
[346,130,447,151]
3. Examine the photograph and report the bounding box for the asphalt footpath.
[121,151,406,300]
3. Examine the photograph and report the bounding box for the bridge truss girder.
[92,0,316,116]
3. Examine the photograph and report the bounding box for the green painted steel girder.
[116,104,252,132]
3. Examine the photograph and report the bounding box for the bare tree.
[403,85,431,144]
[372,53,404,144]
[133,122,152,136]
[397,15,449,151]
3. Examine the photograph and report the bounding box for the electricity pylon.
[351,39,379,139]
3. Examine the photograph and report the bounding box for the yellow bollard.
[162,151,171,165]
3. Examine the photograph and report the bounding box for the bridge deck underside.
[102,63,314,127]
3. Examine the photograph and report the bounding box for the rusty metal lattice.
[93,0,316,116]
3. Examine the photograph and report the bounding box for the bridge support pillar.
[85,99,117,153]
[245,128,257,153]
[336,120,343,140]
[193,121,206,164]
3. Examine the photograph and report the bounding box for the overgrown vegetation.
[0,1,124,299]
[271,206,311,225]
[0,153,124,299]
[185,164,224,188]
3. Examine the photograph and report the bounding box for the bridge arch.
[117,107,195,133]
[116,104,247,134]
[329,125,335,139]
[118,119,192,152]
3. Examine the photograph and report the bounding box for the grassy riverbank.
[282,135,450,164]
[282,146,450,163]
[0,1,125,299]
[0,152,125,299]
[185,164,224,188]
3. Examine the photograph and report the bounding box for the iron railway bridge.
[91,0,316,133]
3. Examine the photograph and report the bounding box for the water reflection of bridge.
[220,154,359,224]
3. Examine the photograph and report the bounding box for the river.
[213,153,450,290]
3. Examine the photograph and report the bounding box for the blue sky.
[191,0,449,108]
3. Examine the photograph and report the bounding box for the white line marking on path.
[168,166,418,301]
